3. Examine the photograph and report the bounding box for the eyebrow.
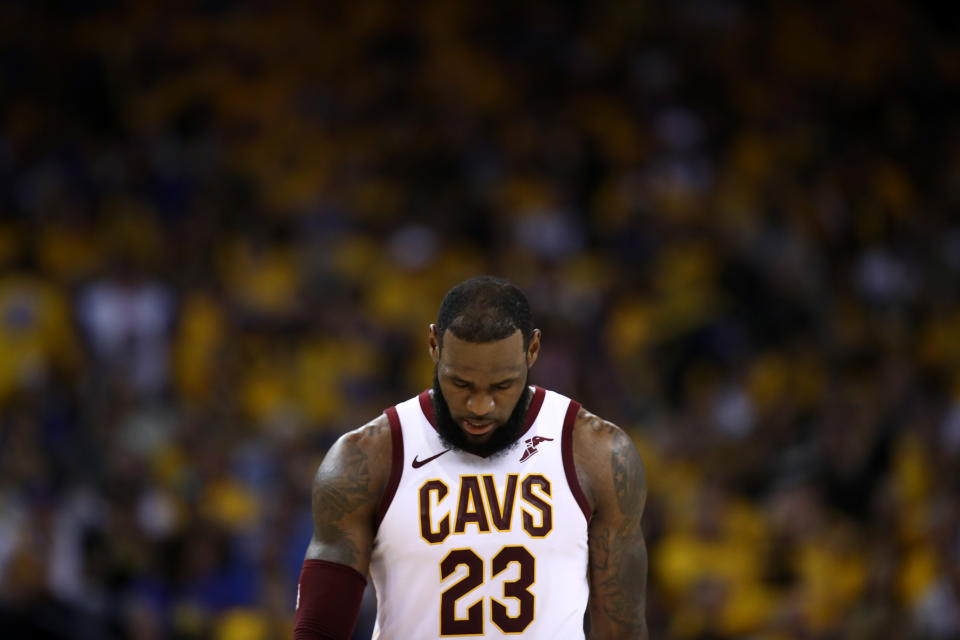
[447,374,521,387]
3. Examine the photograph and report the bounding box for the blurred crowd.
[1,0,959,638]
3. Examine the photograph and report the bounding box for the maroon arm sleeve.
[293,559,367,640]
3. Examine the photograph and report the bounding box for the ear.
[428,324,440,364]
[526,329,541,368]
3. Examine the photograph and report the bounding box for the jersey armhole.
[561,400,592,524]
[374,407,404,531]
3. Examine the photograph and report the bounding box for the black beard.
[431,369,532,458]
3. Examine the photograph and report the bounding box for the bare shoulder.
[306,413,393,569]
[311,413,392,511]
[573,406,629,445]
[572,407,647,516]
[319,413,393,477]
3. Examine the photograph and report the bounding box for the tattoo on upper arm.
[587,421,648,637]
[611,432,645,516]
[310,434,375,565]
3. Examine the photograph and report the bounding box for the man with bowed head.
[294,276,648,639]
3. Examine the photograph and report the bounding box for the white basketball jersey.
[368,386,591,639]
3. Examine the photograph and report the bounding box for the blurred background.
[1,0,959,638]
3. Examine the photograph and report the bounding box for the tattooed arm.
[575,408,648,640]
[304,414,393,573]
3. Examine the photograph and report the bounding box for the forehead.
[439,329,526,377]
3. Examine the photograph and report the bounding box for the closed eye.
[449,379,515,390]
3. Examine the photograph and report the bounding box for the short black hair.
[436,276,534,349]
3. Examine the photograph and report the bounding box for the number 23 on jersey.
[440,545,535,636]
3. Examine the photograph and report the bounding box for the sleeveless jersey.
[368,386,592,639]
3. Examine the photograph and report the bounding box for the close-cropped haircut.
[436,276,535,349]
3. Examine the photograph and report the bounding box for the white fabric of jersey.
[369,386,590,639]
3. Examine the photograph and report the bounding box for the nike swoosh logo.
[412,449,451,468]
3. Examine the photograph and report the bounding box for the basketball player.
[294,276,647,639]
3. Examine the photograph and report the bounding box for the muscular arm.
[304,414,392,573]
[575,408,648,640]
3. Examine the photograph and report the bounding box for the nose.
[465,391,495,416]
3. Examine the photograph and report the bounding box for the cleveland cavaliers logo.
[418,474,553,544]
[519,435,553,462]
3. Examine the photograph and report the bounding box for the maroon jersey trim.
[417,386,546,438]
[375,406,404,531]
[561,399,592,523]
[418,390,435,431]
[520,386,546,437]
